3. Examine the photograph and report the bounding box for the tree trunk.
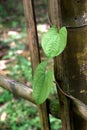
[48,0,87,130]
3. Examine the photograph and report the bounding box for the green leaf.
[33,61,53,105]
[41,26,67,58]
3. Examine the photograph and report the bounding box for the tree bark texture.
[48,0,87,130]
[61,0,87,102]
[61,0,87,130]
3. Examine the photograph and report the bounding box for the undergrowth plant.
[33,26,67,104]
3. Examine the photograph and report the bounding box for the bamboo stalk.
[22,0,50,130]
[60,1,87,129]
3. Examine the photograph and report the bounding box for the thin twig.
[23,0,51,130]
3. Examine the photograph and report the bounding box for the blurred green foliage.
[7,56,32,82]
[0,98,41,130]
[0,90,13,104]
[0,0,23,24]
[2,31,32,82]
[0,91,61,130]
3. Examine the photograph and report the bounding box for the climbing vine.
[33,26,67,104]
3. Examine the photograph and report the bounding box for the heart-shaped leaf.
[41,26,67,58]
[33,61,53,105]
